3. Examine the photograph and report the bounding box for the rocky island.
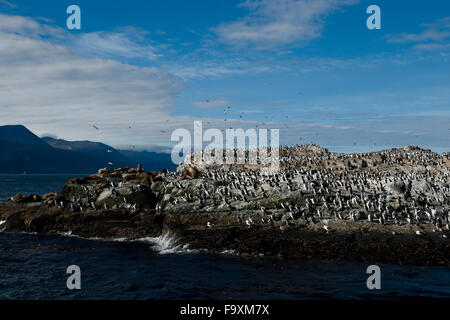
[1,145,449,266]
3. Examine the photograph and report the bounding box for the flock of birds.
[164,146,449,236]
[49,144,449,237]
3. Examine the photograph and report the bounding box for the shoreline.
[2,227,450,271]
[1,201,449,266]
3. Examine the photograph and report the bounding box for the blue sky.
[0,0,449,153]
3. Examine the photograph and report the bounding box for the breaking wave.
[137,232,202,255]
[57,231,127,242]
[56,230,201,255]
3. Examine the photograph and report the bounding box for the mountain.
[0,125,51,148]
[43,137,176,171]
[0,125,176,173]
[42,136,126,164]
[0,125,108,173]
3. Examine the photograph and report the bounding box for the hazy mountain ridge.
[42,136,127,164]
[0,125,175,173]
[0,125,51,148]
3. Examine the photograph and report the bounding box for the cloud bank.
[0,14,184,146]
[214,0,358,49]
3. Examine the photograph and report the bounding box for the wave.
[57,231,126,242]
[0,220,5,232]
[220,249,236,255]
[59,230,72,237]
[136,232,203,255]
[56,230,202,255]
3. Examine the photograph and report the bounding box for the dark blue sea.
[0,174,449,300]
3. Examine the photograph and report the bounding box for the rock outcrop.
[1,145,449,265]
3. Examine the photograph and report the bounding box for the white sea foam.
[57,232,119,242]
[4,224,207,255]
[220,249,236,255]
[137,232,202,255]
[0,220,6,231]
[112,237,128,242]
[56,231,122,242]
[55,230,201,255]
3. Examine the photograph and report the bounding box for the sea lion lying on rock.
[98,167,108,174]
[42,193,56,200]
[122,173,137,182]
[181,166,199,180]
[9,194,42,203]
[68,175,106,185]
[122,171,160,183]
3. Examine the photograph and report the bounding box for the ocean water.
[0,174,449,300]
[0,174,85,202]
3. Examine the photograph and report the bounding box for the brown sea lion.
[181,166,199,180]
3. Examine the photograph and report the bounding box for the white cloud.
[213,0,358,49]
[0,14,65,39]
[387,17,450,49]
[73,27,161,61]
[0,13,448,153]
[412,43,450,51]
[166,57,278,79]
[0,14,296,150]
[0,14,184,146]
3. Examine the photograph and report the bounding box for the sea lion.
[42,193,56,201]
[122,173,137,182]
[9,194,41,203]
[181,166,199,180]
[136,172,151,182]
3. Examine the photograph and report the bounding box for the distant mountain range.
[0,125,176,173]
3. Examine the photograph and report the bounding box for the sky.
[0,0,449,153]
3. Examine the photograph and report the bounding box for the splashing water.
[138,232,200,255]
[53,229,198,255]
